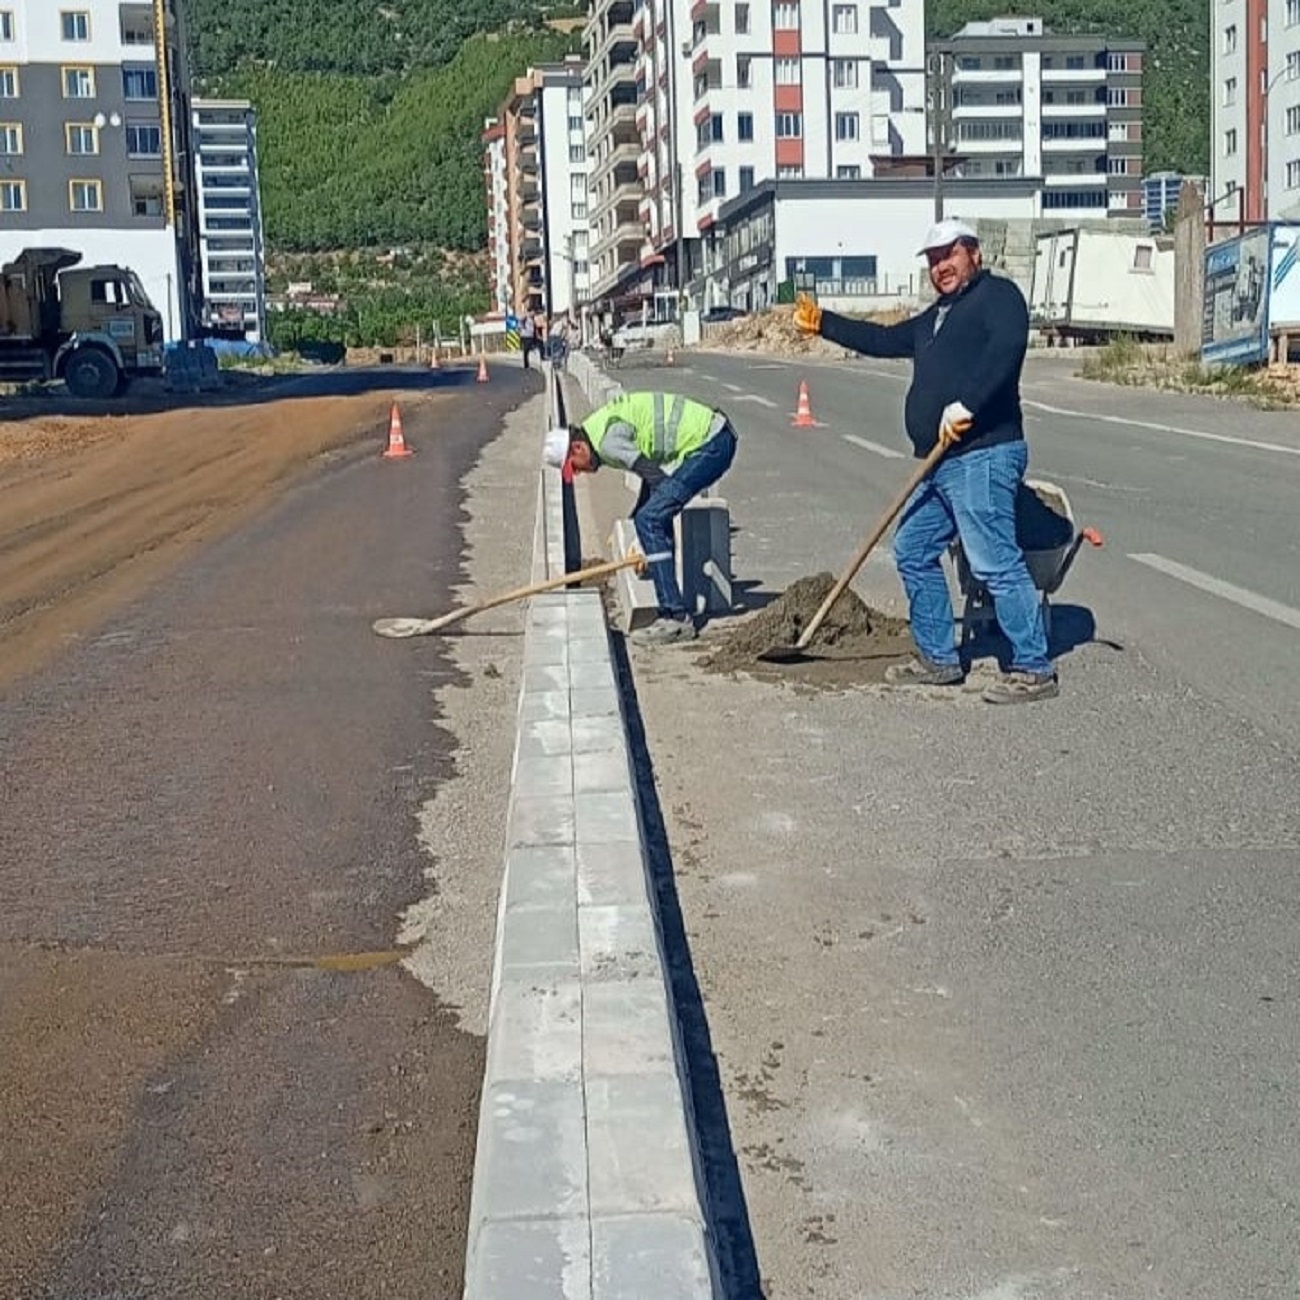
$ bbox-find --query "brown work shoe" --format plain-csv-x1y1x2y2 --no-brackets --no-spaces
884,656,964,687
981,670,1059,705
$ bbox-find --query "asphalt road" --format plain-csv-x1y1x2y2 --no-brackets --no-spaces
606,350,1300,1299
0,363,542,1300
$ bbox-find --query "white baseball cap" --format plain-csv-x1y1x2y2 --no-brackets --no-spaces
542,425,571,468
918,218,979,255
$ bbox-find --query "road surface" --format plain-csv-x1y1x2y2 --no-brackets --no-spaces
0,362,541,1299
600,350,1300,1300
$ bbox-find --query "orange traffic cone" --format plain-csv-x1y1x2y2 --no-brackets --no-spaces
477,354,489,383
383,402,413,458
791,380,817,428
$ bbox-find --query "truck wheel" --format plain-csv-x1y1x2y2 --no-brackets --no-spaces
64,349,120,400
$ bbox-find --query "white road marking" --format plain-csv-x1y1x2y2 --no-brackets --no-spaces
736,393,777,407
722,381,745,392
750,363,785,370
1026,399,1300,459
842,434,905,459
1129,553,1300,630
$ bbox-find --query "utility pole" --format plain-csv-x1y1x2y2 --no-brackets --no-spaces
928,49,949,222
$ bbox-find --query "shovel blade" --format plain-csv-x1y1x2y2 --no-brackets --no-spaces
755,644,811,664
373,617,436,639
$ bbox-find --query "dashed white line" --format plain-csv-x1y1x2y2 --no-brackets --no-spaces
722,381,745,392
1129,553,1300,630
736,394,777,407
842,434,905,459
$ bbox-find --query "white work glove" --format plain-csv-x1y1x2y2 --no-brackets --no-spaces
938,400,973,448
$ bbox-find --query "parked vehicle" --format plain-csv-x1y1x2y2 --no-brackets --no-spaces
702,305,747,323
1030,228,1174,343
0,247,166,398
610,317,680,352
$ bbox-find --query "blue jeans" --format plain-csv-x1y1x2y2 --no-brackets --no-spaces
893,441,1052,675
633,425,737,619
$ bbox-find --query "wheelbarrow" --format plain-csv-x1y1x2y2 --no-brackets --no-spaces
953,479,1103,650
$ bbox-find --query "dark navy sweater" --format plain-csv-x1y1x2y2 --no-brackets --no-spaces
819,270,1029,459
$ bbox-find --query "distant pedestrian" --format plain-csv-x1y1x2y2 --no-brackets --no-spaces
543,392,738,645
519,313,537,369
793,217,1057,704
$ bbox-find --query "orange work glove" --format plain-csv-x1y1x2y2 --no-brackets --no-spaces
792,292,823,335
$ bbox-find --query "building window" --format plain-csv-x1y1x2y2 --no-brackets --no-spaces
995,55,1019,70
1223,24,1237,53
1224,127,1238,155
62,66,94,98
836,164,861,178
120,8,154,44
739,165,754,191
832,4,858,34
66,122,99,155
0,121,19,154
712,168,727,197
833,59,858,89
1288,0,1300,25
1132,244,1154,271
569,143,585,163
737,56,752,88
568,114,583,133
834,112,859,141
774,2,799,28
130,174,164,216
776,111,802,138
1287,159,1300,188
776,57,800,85
0,177,24,209
126,123,162,155
737,111,754,141
61,10,91,41
777,165,804,178
1289,51,1300,80
1223,76,1237,105
122,66,158,99
0,12,12,41
1106,86,1140,107
69,178,103,212
0,66,17,97
1287,105,1300,134
711,112,724,141
735,2,750,33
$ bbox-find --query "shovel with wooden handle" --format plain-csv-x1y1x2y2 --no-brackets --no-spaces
758,440,948,663
372,554,645,639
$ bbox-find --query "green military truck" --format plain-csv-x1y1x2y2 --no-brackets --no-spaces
0,247,166,399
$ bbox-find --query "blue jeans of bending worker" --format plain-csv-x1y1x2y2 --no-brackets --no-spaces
893,440,1053,675
633,425,737,620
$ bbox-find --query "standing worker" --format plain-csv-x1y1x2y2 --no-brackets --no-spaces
519,313,537,369
544,393,737,645
793,218,1058,705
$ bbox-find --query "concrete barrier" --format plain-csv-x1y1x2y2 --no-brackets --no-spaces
463,362,719,1300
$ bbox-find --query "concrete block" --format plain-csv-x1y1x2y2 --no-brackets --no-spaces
515,718,572,762
513,756,573,799
509,795,576,848
576,842,651,909
503,844,577,909
498,899,579,976
486,979,583,1086
573,749,633,796
524,664,570,694
519,690,572,723
571,716,626,756
590,1214,715,1300
570,686,621,719
576,791,641,845
580,903,663,982
570,658,618,694
474,1080,588,1221
585,1073,699,1215
568,636,612,665
465,1217,591,1300
527,637,569,667
610,519,659,633
675,497,732,616
565,592,608,639
583,980,677,1078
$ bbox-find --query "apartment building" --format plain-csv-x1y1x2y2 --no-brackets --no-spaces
929,17,1145,220
191,99,267,343
1211,0,1300,223
0,0,195,338
483,60,590,322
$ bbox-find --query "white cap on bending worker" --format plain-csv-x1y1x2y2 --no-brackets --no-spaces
542,425,569,468
917,218,979,256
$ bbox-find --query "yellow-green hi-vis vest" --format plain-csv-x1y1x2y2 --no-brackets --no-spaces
581,392,716,470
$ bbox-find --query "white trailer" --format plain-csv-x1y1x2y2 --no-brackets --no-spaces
1030,227,1175,341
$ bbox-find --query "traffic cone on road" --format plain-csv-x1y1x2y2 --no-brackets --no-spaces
383,402,413,459
791,380,817,428
477,354,489,383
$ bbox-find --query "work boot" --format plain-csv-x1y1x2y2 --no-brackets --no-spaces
630,616,697,646
884,656,964,687
981,670,1059,705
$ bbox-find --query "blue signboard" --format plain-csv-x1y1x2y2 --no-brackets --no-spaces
1202,228,1272,366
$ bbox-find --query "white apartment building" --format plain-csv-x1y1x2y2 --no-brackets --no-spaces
191,99,267,343
482,60,589,322
1210,0,1300,224
930,17,1145,221
0,0,195,339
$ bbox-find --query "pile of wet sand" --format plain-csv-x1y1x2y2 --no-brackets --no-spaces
702,573,913,684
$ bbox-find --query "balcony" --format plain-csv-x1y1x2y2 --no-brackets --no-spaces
1041,101,1105,118
951,103,1022,118
1042,170,1105,185
1040,65,1105,82
951,66,1022,84
591,139,640,185
1041,133,1106,152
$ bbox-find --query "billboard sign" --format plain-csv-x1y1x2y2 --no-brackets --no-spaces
1203,223,1300,365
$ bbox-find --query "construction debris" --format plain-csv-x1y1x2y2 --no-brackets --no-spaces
705,305,915,359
